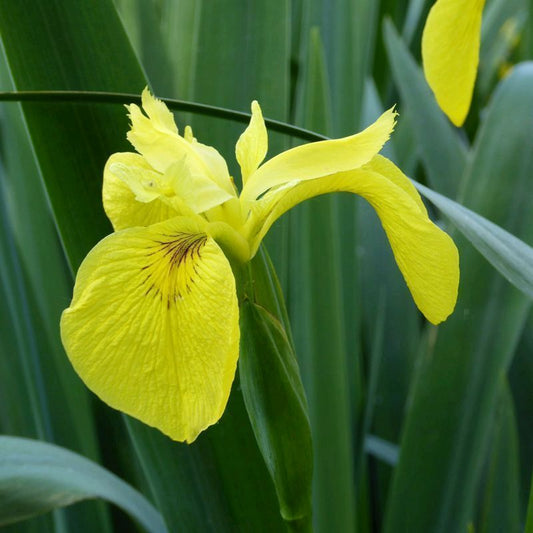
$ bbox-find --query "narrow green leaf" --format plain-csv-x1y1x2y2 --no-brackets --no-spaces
526,471,533,533
0,436,166,532
477,382,521,533
290,26,357,533
358,79,421,522
383,18,468,197
303,0,378,133
0,176,56,533
0,60,106,461
0,0,146,270
0,181,52,440
114,0,175,96
416,181,533,299
239,299,313,528
160,0,201,100
191,0,290,173
384,61,533,533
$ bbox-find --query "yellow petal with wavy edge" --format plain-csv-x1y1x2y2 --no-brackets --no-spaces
60,217,240,443
246,159,459,324
103,153,183,231
240,107,397,202
126,89,235,197
422,0,486,126
236,101,268,185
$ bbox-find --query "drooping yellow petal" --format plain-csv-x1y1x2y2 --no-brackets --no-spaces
103,153,183,231
60,217,240,443
236,101,268,185
245,158,459,324
240,107,397,202
126,89,235,197
366,155,427,215
422,0,486,126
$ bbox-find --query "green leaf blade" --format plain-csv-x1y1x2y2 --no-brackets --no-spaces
0,436,166,533
416,181,533,299
240,299,313,527
384,58,533,533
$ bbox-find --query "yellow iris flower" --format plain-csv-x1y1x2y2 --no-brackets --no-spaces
60,89,459,443
422,0,486,126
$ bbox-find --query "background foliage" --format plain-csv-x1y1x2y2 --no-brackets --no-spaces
0,0,532,531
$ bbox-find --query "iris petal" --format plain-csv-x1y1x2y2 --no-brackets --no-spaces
103,153,182,230
61,217,240,443
126,89,235,198
240,107,396,202
246,157,459,324
236,100,268,185
422,0,486,126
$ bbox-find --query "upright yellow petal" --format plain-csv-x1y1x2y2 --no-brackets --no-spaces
140,87,179,135
61,217,240,443
245,158,459,324
163,159,234,214
103,153,183,231
126,89,235,196
240,107,396,202
422,0,486,126
235,101,268,185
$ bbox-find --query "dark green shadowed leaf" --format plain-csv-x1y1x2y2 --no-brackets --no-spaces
126,400,285,533
239,298,313,529
0,436,166,532
383,18,468,198
384,62,533,533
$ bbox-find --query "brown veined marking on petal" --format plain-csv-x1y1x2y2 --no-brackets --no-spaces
140,232,208,309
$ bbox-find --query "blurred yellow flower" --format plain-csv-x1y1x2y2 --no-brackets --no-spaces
422,0,486,126
61,89,459,443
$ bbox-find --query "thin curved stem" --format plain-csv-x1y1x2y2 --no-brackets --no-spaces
0,90,328,143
